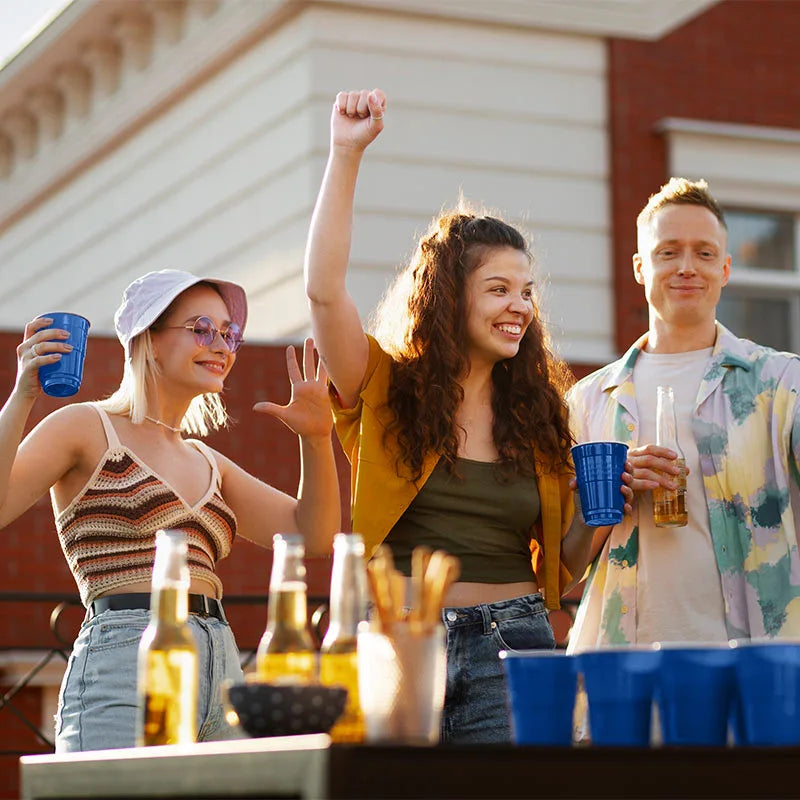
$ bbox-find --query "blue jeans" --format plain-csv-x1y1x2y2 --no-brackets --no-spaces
55,608,245,752
441,593,555,744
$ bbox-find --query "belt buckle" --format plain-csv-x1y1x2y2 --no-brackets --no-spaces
199,595,211,617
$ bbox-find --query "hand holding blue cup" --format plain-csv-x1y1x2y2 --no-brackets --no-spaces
571,441,628,527
37,312,90,398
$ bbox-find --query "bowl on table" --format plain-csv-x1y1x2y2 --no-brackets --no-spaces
222,679,348,738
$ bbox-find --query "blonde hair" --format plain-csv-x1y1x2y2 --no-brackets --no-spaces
98,329,228,437
636,177,727,231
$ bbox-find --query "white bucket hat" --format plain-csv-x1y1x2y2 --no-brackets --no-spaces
114,269,248,359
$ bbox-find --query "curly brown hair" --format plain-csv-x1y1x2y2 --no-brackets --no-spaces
372,209,574,482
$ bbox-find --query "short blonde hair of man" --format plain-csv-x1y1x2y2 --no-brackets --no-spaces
636,177,727,232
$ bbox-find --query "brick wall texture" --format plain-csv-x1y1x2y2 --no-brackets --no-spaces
609,0,800,351
0,333,352,652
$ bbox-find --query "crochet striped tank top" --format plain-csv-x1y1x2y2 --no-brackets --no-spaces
55,404,237,607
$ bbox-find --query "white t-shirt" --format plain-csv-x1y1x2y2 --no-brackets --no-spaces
632,348,728,644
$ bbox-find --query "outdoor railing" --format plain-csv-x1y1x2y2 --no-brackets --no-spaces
0,591,578,758
0,592,317,757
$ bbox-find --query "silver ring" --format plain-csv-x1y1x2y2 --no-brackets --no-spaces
31,343,39,357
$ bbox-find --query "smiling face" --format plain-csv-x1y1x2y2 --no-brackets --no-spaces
463,246,534,370
150,283,237,395
634,203,731,334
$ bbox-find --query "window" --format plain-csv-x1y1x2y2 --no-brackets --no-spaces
658,117,800,353
717,208,800,352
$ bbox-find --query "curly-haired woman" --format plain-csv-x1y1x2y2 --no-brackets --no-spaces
305,88,632,744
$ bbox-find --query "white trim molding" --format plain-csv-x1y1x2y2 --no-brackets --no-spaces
0,0,297,230
657,117,800,211
316,0,719,40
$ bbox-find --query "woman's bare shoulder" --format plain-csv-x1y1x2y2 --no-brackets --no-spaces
30,403,107,449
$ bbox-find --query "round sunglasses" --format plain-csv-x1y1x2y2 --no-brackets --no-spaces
164,316,244,353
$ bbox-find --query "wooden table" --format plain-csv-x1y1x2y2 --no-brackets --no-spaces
19,737,800,799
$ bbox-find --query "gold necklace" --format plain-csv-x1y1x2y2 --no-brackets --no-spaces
144,416,182,434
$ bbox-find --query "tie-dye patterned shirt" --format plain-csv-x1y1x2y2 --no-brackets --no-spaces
566,323,800,651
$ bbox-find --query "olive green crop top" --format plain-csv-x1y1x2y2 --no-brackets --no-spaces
384,457,540,583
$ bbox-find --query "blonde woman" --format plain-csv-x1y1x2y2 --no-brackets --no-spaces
0,269,339,751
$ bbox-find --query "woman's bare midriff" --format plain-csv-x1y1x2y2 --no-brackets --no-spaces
443,580,540,608
95,578,220,600
395,577,540,609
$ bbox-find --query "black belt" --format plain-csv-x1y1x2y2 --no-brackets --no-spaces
87,592,226,622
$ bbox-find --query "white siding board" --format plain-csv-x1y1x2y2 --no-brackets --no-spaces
344,266,400,329
247,270,309,342
305,7,606,73
352,160,608,229
532,228,612,283
313,106,607,178
540,283,616,362
348,212,429,271
308,46,606,126
0,52,312,270
0,6,613,360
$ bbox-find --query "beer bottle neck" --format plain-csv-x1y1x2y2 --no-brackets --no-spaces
152,584,189,625
322,537,368,650
266,580,309,633
150,530,191,626
656,386,682,451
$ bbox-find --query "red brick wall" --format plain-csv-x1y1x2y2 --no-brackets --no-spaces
609,0,800,352
0,333,351,654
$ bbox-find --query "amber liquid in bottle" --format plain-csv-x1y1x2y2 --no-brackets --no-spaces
653,459,688,527
654,386,689,528
257,534,317,684
319,533,368,743
136,532,198,747
256,581,317,684
320,645,362,742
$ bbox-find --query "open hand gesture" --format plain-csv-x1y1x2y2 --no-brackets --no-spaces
253,338,332,440
331,88,386,153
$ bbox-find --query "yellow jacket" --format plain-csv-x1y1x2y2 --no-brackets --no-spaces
332,335,575,611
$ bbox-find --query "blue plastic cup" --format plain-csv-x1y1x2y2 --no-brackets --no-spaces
571,441,628,526
656,643,736,746
37,312,90,398
733,640,800,746
500,650,577,746
730,686,749,747
578,646,661,746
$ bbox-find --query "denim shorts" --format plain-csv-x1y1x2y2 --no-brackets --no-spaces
441,592,555,744
55,608,245,752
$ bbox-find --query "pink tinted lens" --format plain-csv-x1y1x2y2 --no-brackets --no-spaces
192,317,243,352
223,323,243,353
192,317,217,347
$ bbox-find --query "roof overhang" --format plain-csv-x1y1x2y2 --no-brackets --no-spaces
313,0,720,40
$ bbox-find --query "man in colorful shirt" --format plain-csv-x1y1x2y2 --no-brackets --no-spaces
567,177,800,652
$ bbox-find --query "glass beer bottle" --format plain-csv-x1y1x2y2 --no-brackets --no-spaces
136,529,198,746
653,385,688,527
320,533,368,742
256,533,316,684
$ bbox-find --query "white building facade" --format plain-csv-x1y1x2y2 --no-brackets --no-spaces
0,0,717,365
